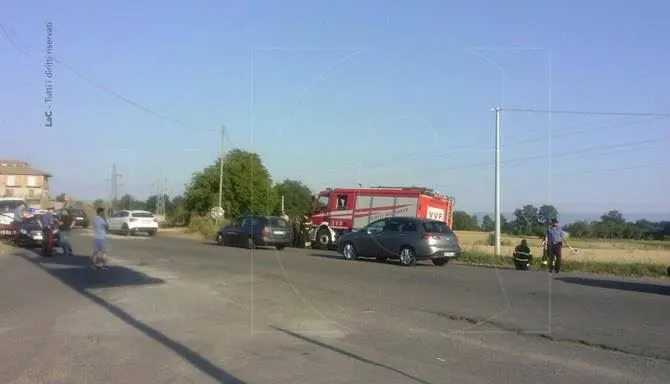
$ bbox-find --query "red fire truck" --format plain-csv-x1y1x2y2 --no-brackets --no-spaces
309,186,455,249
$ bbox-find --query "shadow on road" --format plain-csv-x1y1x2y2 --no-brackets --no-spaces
557,276,670,296
271,326,432,384
16,250,246,384
309,252,386,264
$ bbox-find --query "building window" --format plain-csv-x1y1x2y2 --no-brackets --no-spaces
27,176,37,187
6,175,16,186
28,189,35,198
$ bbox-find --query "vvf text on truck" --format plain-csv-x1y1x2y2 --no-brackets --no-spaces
306,186,455,249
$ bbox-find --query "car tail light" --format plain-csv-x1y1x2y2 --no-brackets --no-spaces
423,234,441,240
129,218,137,222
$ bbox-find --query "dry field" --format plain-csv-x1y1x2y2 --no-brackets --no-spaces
455,231,670,266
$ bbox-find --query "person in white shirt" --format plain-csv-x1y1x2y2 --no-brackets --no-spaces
91,207,109,268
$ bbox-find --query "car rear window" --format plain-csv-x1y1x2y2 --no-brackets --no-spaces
422,221,453,233
267,217,288,228
131,212,154,218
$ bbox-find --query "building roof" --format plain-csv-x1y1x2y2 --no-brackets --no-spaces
0,161,51,176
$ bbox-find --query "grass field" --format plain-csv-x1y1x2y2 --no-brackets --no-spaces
455,230,670,266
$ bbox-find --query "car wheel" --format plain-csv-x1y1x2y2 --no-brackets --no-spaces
432,258,448,266
216,233,225,245
399,246,417,266
247,237,256,249
148,230,157,237
342,241,358,261
276,245,285,250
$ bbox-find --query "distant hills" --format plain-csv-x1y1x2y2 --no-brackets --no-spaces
470,212,670,225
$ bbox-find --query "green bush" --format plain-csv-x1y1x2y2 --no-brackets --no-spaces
188,216,227,240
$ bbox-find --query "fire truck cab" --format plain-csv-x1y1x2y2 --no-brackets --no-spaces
309,186,455,249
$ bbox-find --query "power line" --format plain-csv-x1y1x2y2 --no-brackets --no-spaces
311,136,668,184
501,107,670,117
281,114,668,175
1,22,239,145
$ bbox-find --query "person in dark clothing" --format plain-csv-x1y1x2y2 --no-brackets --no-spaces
543,219,574,274
513,239,533,270
59,208,75,256
40,207,56,256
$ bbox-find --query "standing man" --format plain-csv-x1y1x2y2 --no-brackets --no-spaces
13,201,27,244
544,218,573,274
91,207,109,269
40,207,55,256
58,208,75,256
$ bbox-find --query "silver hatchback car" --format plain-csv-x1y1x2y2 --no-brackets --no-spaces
335,216,462,266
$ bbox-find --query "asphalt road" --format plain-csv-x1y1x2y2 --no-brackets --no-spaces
1,230,669,384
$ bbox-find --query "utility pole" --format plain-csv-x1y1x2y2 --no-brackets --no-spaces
110,164,122,212
494,107,502,257
156,178,167,217
218,125,225,209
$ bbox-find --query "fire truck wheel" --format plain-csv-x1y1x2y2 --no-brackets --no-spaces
316,228,331,249
342,242,358,261
399,246,417,266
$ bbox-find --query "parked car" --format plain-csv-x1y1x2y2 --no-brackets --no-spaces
335,216,462,266
15,215,61,249
62,208,90,228
107,210,158,236
216,215,291,250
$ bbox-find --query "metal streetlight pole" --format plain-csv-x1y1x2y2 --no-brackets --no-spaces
494,107,502,256
218,125,225,209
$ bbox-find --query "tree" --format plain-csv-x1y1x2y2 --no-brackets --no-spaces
145,194,172,213
452,211,479,231
55,193,67,202
92,198,105,208
537,204,559,224
117,194,145,210
184,149,276,220
511,204,539,235
481,214,495,232
273,179,313,218
509,204,559,237
562,211,670,241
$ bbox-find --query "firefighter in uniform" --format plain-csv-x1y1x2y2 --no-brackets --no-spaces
291,217,301,248
299,212,312,248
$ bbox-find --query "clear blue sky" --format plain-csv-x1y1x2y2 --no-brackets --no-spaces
2,0,669,215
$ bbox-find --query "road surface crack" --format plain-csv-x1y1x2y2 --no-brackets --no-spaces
420,309,669,362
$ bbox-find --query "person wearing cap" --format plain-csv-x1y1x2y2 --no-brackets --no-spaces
542,218,573,274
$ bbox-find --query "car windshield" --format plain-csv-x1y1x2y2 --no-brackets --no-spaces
422,221,453,233
268,217,288,228
132,212,154,218
0,200,23,214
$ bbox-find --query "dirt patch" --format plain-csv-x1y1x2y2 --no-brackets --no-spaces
158,228,205,241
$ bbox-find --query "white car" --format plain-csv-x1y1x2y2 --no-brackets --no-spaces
107,210,158,236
